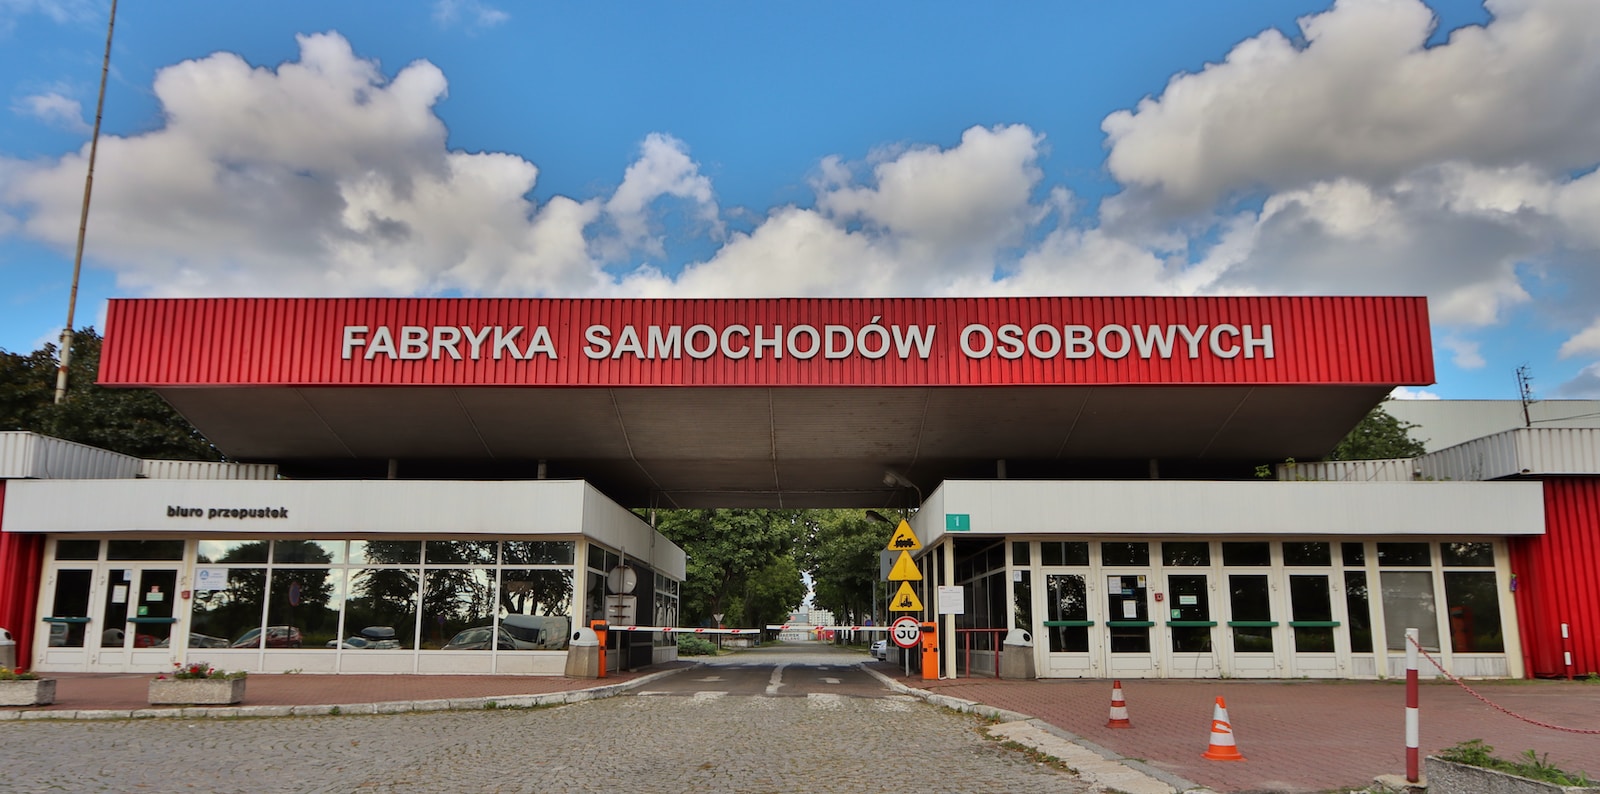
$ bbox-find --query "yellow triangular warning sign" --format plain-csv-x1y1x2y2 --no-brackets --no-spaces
885,520,921,552
887,550,922,581
889,581,923,612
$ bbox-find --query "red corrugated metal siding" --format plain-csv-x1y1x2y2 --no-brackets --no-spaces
0,481,45,672
1512,477,1600,678
98,296,1434,388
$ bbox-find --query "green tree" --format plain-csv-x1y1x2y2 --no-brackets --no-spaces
1328,401,1428,460
798,510,894,626
654,509,803,627
739,556,806,628
0,328,219,460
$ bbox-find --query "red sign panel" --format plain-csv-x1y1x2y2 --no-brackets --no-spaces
97,296,1432,387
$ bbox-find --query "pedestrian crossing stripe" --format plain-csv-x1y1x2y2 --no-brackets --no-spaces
887,550,922,581
889,581,923,612
885,520,921,551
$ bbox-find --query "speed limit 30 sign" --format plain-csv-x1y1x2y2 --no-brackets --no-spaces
891,615,921,648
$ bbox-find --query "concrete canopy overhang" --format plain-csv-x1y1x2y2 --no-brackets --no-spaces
157,383,1393,508
101,297,1434,509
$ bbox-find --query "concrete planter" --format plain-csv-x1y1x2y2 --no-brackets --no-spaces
148,677,246,706
0,678,56,707
1426,756,1600,794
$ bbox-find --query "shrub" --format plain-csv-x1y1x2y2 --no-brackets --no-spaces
0,666,39,681
1439,740,1592,787
677,635,718,656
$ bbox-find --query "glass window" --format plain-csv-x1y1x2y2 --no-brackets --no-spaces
1101,542,1149,567
1222,542,1270,566
107,539,184,561
1444,572,1504,652
1045,574,1088,653
1228,574,1273,653
1283,542,1331,567
1377,543,1431,567
1344,571,1373,653
346,567,420,650
350,541,421,565
273,539,341,565
587,544,619,573
267,569,337,648
425,569,496,649
1013,570,1031,630
504,541,575,566
1380,571,1439,651
1161,542,1210,566
1011,542,1030,567
53,540,99,561
1341,543,1366,567
198,539,268,564
191,567,266,649
1441,542,1495,568
1040,542,1089,566
501,568,575,650
425,540,497,565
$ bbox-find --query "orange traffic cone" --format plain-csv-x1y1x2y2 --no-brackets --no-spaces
1107,680,1132,728
1201,695,1246,761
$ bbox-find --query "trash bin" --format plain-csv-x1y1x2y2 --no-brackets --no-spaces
0,627,16,669
999,627,1036,680
563,627,602,678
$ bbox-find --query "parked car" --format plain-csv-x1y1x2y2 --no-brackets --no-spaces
325,626,401,650
498,614,570,650
231,625,303,648
870,639,889,661
442,626,519,651
155,632,230,649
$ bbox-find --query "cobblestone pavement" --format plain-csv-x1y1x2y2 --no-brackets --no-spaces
1,689,1092,793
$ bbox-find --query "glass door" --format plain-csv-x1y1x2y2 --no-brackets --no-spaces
1166,573,1220,677
1104,573,1156,677
1041,573,1095,676
38,568,96,670
93,567,180,672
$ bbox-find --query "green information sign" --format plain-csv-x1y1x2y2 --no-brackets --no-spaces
946,514,971,532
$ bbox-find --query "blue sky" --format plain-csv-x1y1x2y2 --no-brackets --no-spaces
3,0,1599,400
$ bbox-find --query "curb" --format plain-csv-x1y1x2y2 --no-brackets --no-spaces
0,666,694,722
860,666,1212,794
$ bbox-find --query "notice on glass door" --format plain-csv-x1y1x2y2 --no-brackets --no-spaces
1122,600,1138,619
112,585,128,604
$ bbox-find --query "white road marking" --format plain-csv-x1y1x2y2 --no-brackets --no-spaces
764,663,789,696
821,677,841,684
694,676,724,682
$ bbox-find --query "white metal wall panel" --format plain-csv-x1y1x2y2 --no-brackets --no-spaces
138,459,279,480
583,484,686,579
4,477,684,575
0,432,141,480
1277,458,1418,482
920,479,1544,543
1386,399,1600,452
1418,428,1600,481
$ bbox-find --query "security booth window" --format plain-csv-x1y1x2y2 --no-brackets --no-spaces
1442,543,1502,653
1040,542,1089,566
1378,542,1439,652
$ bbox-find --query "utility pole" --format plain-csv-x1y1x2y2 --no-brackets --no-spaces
1515,365,1534,428
55,0,117,404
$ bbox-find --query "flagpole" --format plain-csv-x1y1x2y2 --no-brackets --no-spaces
55,0,117,404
